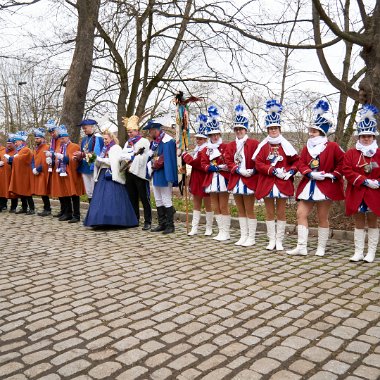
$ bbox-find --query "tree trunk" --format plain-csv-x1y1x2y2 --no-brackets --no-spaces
60,0,100,142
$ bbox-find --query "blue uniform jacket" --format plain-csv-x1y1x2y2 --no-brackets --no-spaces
152,137,178,187
78,134,104,174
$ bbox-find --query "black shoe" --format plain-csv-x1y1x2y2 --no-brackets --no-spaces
162,206,175,234
151,206,166,232
142,222,151,231
15,209,27,214
162,226,175,234
26,209,35,215
9,209,16,213
38,210,51,217
1,206,6,211
53,211,64,218
151,224,166,232
68,216,80,223
58,214,73,221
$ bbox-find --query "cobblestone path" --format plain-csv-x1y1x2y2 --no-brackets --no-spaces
0,210,379,379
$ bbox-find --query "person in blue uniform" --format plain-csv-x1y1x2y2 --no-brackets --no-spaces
144,117,178,234
73,119,104,203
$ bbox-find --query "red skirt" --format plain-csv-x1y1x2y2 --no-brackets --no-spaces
189,168,209,197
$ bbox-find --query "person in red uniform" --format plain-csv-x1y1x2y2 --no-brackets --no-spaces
0,141,7,210
47,125,85,223
225,104,259,246
31,128,52,216
6,131,35,214
182,113,213,236
253,100,298,251
287,100,345,256
0,134,18,212
200,106,230,241
343,104,380,263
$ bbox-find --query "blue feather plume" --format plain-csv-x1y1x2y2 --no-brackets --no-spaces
197,113,208,124
359,104,379,121
265,99,283,114
235,104,244,115
208,105,219,118
313,100,329,116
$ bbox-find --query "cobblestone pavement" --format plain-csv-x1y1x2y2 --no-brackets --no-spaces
0,209,379,380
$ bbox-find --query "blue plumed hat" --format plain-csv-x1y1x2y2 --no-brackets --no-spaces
313,100,333,135
234,104,249,129
355,104,379,136
7,133,16,143
142,119,163,131
206,105,221,135
195,113,209,138
33,128,46,138
78,119,97,127
265,99,283,128
45,119,58,132
57,125,69,138
14,131,28,142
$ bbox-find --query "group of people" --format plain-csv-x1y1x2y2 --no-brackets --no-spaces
0,99,378,264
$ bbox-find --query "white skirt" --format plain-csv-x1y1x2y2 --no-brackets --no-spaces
298,181,329,201
205,173,228,193
265,184,288,199
231,178,254,195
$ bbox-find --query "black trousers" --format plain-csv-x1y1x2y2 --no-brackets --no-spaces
21,196,34,211
125,172,151,224
0,197,7,209
10,198,18,210
41,195,51,211
59,196,80,218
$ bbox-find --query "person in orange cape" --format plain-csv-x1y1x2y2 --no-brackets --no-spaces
5,131,35,214
0,135,18,212
47,125,85,223
31,128,52,216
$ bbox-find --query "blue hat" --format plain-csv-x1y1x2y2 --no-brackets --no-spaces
195,113,210,138
206,105,222,135
14,131,28,142
78,119,97,127
355,104,379,136
265,99,283,128
45,119,58,132
57,125,69,138
33,128,46,138
313,100,332,135
234,104,249,129
7,134,16,143
142,119,163,131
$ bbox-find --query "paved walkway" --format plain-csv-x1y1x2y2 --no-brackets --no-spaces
0,209,379,380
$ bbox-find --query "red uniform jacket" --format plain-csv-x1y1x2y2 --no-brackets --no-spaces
254,143,299,200
183,147,209,197
224,138,259,192
0,148,16,198
296,142,345,201
9,145,33,197
342,148,380,216
32,143,51,196
50,140,85,198
200,143,229,188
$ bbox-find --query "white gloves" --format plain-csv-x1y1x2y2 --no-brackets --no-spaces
44,151,52,158
310,171,325,181
147,149,154,158
32,168,39,175
323,173,335,180
274,167,287,179
0,161,4,167
238,168,254,177
55,153,64,160
365,179,380,189
218,164,228,171
147,161,153,177
46,157,52,165
3,154,10,161
283,171,293,180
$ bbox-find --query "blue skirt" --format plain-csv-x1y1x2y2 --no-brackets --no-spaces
84,169,138,228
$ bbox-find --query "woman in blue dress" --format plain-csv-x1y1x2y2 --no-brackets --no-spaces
84,130,138,228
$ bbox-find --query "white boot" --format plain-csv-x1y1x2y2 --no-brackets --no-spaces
204,212,214,236
218,215,231,241
286,225,308,255
364,228,378,263
276,220,286,251
350,229,365,262
235,217,248,245
188,210,201,236
242,218,257,247
266,220,276,250
315,227,329,256
213,214,223,240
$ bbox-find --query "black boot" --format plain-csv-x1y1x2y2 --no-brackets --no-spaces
38,196,51,216
151,206,166,232
162,206,175,234
9,198,18,213
58,197,72,221
68,196,80,223
54,198,65,217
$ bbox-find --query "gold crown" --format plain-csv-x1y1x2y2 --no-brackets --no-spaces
123,115,140,131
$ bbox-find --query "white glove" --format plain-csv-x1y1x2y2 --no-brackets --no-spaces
323,173,335,180
46,157,52,165
32,168,39,175
96,156,104,163
44,151,52,158
148,149,154,158
147,161,153,177
0,161,4,167
55,153,64,160
310,171,325,181
274,167,286,179
365,179,380,189
218,164,228,171
238,168,253,177
3,154,10,161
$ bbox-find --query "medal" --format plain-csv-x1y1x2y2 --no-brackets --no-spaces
310,158,320,170
363,164,372,174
